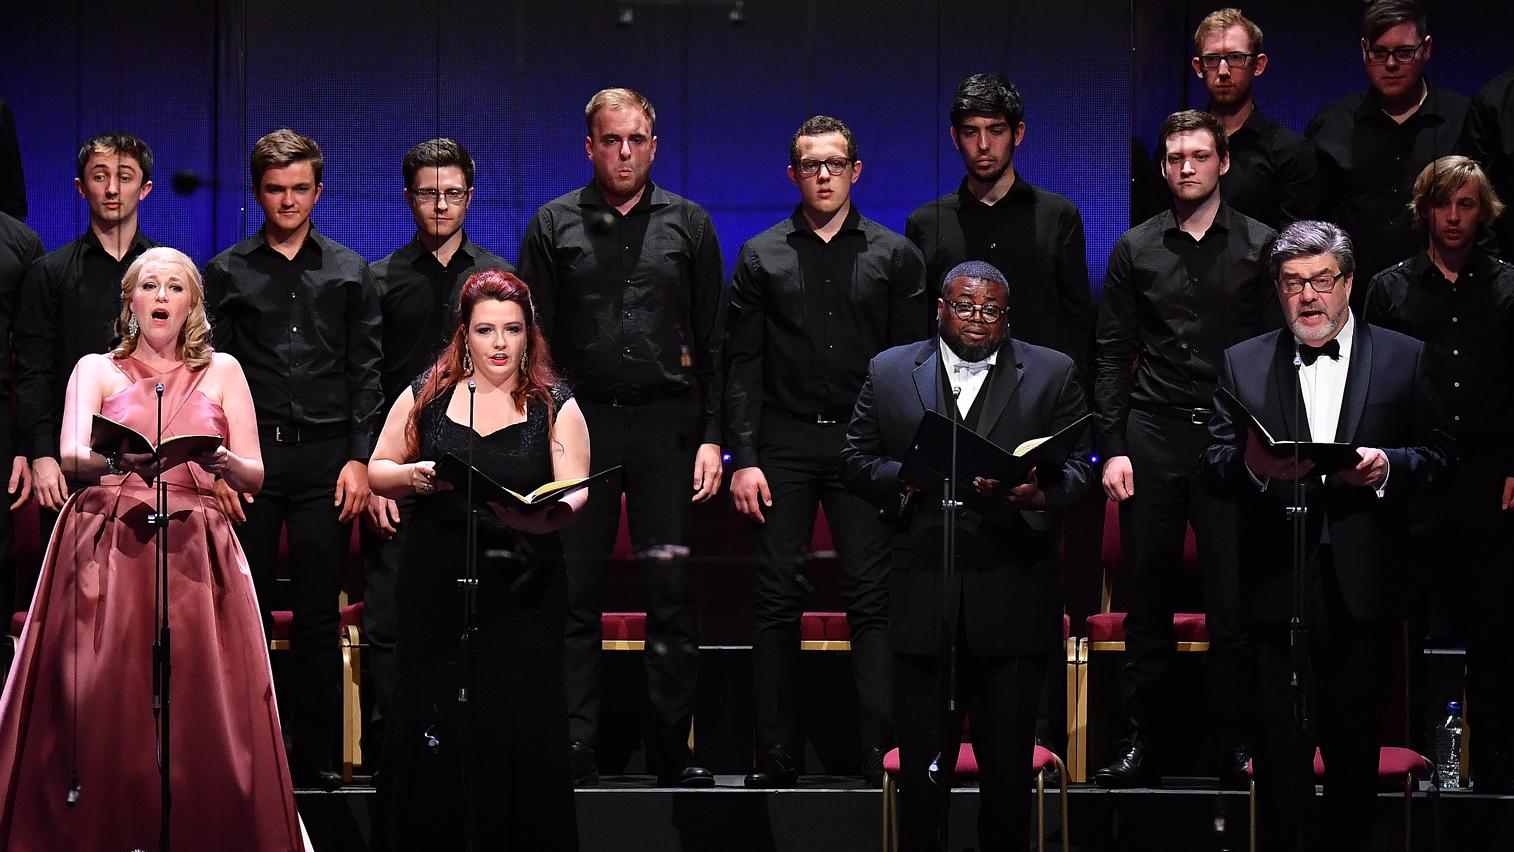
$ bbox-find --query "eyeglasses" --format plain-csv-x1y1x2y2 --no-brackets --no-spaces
794,157,854,178
1363,37,1427,65
1198,52,1256,69
410,187,471,203
945,300,1005,322
1278,270,1346,295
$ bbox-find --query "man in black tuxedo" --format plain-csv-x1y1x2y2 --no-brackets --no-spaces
1201,220,1451,852
841,260,1090,852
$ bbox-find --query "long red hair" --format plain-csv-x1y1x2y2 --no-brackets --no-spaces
405,269,559,458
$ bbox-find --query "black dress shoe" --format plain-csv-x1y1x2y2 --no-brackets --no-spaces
569,741,599,787
1094,742,1157,789
658,764,715,788
293,769,345,792
860,746,886,789
1220,746,1251,790
744,747,799,788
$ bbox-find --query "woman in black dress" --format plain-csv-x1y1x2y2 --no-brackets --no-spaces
368,269,589,850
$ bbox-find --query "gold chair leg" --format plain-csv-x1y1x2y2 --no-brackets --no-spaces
1249,778,1257,852
1036,769,1046,852
340,625,363,783
882,775,898,852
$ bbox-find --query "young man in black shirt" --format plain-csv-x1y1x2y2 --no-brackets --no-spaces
1307,0,1468,294
1364,156,1514,791
1094,110,1279,789
0,211,39,620
518,88,725,788
726,115,926,788
1462,68,1514,257
16,133,156,547
205,129,383,789
905,74,1093,376
362,137,510,767
1189,8,1318,231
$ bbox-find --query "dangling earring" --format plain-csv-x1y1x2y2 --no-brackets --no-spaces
520,350,528,372
461,348,474,375
127,314,139,337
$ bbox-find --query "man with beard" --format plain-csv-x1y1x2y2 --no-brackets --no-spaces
905,74,1093,376
1307,0,1468,295
518,87,724,788
1202,220,1450,851
840,260,1090,851
363,138,511,775
1364,157,1514,791
725,115,925,789
1094,109,1278,789
1188,8,1318,230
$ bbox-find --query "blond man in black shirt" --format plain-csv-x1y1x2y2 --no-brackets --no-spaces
205,129,382,789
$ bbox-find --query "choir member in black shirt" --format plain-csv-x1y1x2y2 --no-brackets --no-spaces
518,88,724,788
16,133,156,528
1364,156,1514,792
362,137,511,773
905,74,1093,376
1462,68,1514,257
1189,8,1318,231
726,115,926,788
1306,0,1468,296
204,129,383,790
0,212,38,620
0,100,24,221
1094,110,1279,789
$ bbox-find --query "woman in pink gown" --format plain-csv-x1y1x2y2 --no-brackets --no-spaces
0,247,305,850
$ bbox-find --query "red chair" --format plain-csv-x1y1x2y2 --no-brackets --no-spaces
1072,501,1207,781
1245,747,1433,852
880,720,1068,852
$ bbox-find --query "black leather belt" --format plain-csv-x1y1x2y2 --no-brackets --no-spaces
258,422,349,444
1137,403,1214,425
769,407,853,426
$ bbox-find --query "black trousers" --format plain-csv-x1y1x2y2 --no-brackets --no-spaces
1415,466,1514,787
1252,546,1396,852
359,494,412,765
1118,407,1251,757
562,395,701,765
236,435,350,775
749,413,892,756
895,645,1049,852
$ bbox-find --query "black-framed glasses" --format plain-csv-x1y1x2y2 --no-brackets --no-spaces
410,187,471,203
945,300,1005,322
1198,52,1255,69
1363,37,1427,65
1278,270,1346,295
795,157,854,178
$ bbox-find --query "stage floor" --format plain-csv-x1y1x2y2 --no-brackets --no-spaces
295,775,1513,851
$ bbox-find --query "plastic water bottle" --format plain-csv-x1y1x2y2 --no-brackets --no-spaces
1437,700,1463,789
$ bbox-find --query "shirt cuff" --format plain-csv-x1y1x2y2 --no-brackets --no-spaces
348,433,373,462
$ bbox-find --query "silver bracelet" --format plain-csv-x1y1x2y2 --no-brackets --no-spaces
103,453,122,476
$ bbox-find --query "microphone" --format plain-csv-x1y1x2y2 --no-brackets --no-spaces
1293,350,1303,370
156,382,164,395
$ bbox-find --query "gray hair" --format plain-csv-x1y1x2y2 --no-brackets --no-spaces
1267,220,1355,281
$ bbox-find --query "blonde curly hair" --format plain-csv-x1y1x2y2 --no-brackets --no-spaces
112,246,214,371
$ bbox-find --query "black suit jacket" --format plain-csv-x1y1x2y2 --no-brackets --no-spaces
840,337,1091,657
1200,321,1451,622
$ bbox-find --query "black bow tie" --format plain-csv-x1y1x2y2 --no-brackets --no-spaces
1298,339,1341,366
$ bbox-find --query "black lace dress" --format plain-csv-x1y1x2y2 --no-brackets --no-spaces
383,379,577,851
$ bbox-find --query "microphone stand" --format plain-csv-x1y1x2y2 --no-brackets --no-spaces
148,381,172,851
929,386,963,832
456,379,479,852
1285,353,1310,852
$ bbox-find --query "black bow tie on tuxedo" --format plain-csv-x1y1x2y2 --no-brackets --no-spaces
1298,338,1341,366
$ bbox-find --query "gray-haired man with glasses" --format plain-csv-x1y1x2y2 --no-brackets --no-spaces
1306,0,1468,294
1189,8,1318,230
725,114,926,789
1201,220,1451,851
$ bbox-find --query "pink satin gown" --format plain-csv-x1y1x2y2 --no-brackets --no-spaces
0,356,304,851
